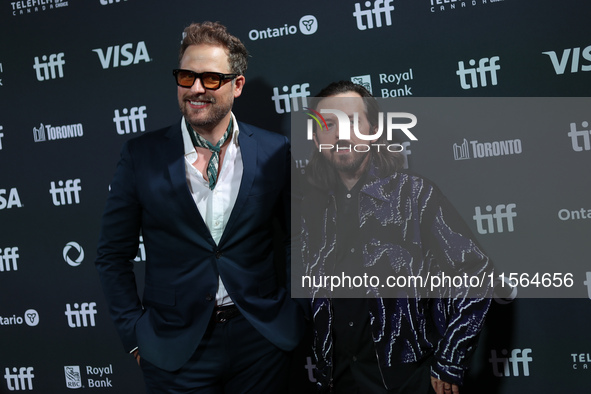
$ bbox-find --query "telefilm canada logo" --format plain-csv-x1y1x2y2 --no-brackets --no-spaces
304,107,417,152
429,0,507,13
11,0,69,16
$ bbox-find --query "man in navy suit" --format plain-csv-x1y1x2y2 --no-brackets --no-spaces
95,21,305,393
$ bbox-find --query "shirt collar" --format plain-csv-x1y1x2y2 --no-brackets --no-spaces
181,112,240,157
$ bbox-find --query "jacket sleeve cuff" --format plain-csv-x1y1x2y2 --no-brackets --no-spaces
430,358,465,386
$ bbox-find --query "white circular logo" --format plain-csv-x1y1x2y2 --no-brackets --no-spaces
299,15,318,35
63,241,84,267
24,309,40,326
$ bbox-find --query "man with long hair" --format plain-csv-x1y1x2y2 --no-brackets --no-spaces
300,81,492,393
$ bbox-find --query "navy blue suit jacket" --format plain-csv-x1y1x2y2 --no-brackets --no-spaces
95,120,305,371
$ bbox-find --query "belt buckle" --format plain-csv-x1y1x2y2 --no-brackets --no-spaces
215,309,227,323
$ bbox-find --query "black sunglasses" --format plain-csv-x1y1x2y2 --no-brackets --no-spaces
173,69,239,90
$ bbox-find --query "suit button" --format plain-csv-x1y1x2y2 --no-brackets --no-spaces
205,294,214,301
215,251,222,259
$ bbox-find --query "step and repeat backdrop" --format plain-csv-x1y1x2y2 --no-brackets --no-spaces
1,0,590,393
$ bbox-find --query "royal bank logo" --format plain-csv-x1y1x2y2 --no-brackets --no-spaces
271,83,311,114
351,68,415,98
353,0,395,31
248,15,318,41
11,0,69,16
568,121,590,152
453,138,522,160
92,41,151,69
100,0,127,4
543,44,591,75
64,364,114,388
0,126,4,150
63,242,84,267
64,366,82,389
33,123,84,142
0,63,4,87
351,75,373,94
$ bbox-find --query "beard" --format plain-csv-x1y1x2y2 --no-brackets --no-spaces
326,146,370,175
179,93,233,130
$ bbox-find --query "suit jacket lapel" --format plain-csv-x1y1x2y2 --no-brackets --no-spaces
164,124,216,245
219,122,256,246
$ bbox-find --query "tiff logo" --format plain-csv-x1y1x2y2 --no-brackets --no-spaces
49,179,81,206
456,56,500,90
0,247,19,272
353,0,394,31
33,53,65,81
93,41,150,69
100,0,127,4
134,235,146,262
65,302,97,328
543,45,591,75
3,367,34,391
584,272,591,300
271,84,310,114
568,121,590,152
473,203,517,235
113,106,147,134
304,356,317,383
489,348,533,377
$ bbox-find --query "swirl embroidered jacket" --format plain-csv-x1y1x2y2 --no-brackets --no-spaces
300,164,493,390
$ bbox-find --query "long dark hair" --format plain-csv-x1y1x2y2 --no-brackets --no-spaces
305,81,405,190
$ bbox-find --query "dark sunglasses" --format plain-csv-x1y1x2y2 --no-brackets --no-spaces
173,69,239,90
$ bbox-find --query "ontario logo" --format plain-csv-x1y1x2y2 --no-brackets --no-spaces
304,106,417,153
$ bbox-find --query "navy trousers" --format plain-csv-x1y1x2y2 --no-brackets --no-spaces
139,312,291,393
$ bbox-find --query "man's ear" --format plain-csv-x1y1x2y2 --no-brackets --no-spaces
312,132,319,148
233,75,245,98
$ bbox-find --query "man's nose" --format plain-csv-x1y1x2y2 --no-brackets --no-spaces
190,77,207,94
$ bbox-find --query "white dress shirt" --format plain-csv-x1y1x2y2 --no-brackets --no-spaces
181,113,243,307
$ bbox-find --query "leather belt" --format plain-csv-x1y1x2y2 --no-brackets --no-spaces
213,305,240,323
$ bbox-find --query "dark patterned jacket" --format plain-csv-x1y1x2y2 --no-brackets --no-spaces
300,163,493,390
